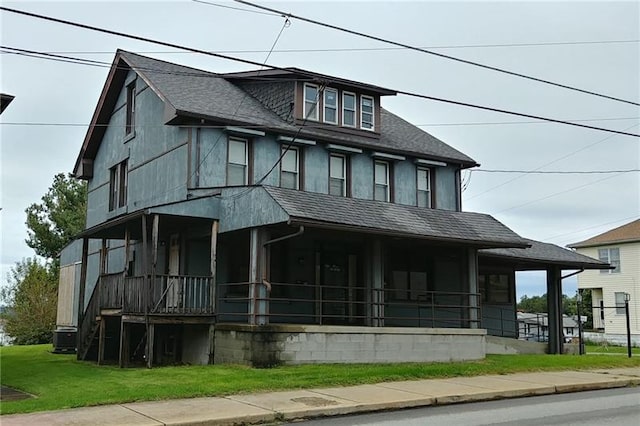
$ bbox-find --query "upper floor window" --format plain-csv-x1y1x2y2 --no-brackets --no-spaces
417,167,431,208
598,248,620,273
360,95,374,130
227,138,248,186
342,92,356,127
374,161,390,202
304,83,319,121
109,160,128,211
125,83,135,135
324,88,338,124
329,153,347,196
280,146,299,190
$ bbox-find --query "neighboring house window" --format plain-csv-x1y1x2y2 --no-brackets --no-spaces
615,292,626,314
360,95,374,130
125,82,135,135
598,248,621,273
227,138,248,186
417,167,431,208
280,146,299,190
323,88,338,124
342,92,356,127
304,83,319,121
374,161,390,202
109,160,128,211
329,154,347,196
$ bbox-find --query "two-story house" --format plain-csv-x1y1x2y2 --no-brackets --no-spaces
56,50,607,367
569,219,640,345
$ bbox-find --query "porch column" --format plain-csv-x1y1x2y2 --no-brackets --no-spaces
248,228,269,325
210,220,219,314
546,266,563,354
97,318,106,365
119,320,128,368
467,248,479,329
371,239,384,327
151,214,159,311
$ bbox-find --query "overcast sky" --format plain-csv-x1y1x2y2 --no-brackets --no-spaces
1,0,639,299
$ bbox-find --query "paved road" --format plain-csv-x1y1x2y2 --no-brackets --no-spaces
293,387,640,426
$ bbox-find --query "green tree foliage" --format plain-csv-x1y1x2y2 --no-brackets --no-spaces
1,258,58,344
517,293,579,316
25,173,87,261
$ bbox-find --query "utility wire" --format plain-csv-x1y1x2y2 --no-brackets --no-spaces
233,0,640,107
473,169,639,174
543,215,640,242
465,123,640,201
1,7,637,138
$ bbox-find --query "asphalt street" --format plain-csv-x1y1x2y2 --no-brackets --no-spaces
293,387,640,426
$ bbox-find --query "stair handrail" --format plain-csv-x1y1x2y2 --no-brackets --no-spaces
77,275,101,360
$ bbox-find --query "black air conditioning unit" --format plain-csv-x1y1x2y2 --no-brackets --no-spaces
52,327,77,354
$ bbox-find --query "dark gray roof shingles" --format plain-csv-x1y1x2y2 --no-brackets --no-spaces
263,186,528,248
120,51,476,165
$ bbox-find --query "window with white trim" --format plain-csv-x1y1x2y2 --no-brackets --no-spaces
109,160,128,211
417,167,431,208
227,138,248,186
342,92,356,127
598,248,620,273
280,146,299,190
323,88,338,124
374,161,389,202
360,95,374,130
329,154,347,196
303,83,319,121
615,292,627,314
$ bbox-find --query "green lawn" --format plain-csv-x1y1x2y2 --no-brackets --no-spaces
2,344,640,415
585,344,640,355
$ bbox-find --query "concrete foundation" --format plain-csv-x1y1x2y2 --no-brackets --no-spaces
486,336,547,355
214,324,486,367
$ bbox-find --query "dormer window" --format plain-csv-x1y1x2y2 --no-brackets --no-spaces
361,95,374,130
304,83,319,121
342,92,356,127
324,88,338,124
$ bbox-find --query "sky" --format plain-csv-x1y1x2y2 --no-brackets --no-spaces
1,0,639,300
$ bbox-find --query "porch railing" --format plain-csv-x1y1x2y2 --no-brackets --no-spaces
122,275,213,315
100,273,124,309
216,281,481,328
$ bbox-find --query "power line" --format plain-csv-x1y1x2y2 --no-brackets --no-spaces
480,167,640,175
233,0,640,107
465,123,640,201
1,7,638,138
543,215,640,242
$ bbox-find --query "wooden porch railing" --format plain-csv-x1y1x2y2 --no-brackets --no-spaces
100,273,124,309
123,275,214,315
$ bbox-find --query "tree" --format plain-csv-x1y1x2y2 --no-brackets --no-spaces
517,293,579,316
1,258,58,344
25,173,87,261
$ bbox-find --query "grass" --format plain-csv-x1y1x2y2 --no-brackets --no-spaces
2,344,640,415
585,344,640,355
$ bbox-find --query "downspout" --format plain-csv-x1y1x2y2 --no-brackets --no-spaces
261,225,305,292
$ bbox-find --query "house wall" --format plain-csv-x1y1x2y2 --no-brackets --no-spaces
214,324,486,366
576,242,640,336
86,71,189,228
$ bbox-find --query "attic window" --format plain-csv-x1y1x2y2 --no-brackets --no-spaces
109,160,128,211
125,82,135,135
360,95,374,130
342,92,356,127
303,83,319,121
323,88,338,124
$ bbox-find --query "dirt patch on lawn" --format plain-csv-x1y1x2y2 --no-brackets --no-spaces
1,386,33,402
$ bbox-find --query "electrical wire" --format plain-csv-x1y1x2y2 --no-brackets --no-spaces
1,7,638,138
543,215,639,242
472,169,639,174
232,0,640,107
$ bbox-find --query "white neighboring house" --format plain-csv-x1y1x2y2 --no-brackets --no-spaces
569,219,640,345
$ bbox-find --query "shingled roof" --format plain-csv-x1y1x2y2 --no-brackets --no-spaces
263,186,528,248
480,238,609,270
74,50,477,176
568,218,640,248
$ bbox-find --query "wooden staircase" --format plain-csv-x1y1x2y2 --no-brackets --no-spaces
77,278,101,361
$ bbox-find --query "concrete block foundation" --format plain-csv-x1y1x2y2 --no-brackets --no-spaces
214,324,487,366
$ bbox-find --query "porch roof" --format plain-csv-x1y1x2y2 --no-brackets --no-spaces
479,238,610,271
262,186,529,249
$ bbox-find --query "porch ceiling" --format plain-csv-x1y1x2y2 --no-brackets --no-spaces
479,238,611,271
263,186,529,249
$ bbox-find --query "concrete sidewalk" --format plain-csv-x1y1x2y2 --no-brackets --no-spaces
3,368,640,426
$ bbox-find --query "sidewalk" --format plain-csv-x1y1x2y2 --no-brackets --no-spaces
3,368,640,426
